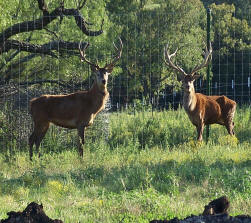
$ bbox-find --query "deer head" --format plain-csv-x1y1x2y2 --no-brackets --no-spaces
79,38,123,90
164,43,212,93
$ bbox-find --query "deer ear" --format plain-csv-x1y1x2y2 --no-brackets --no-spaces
177,73,184,81
106,65,114,74
193,74,200,80
91,65,98,72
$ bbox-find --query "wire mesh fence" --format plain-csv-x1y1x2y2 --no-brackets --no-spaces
0,5,250,157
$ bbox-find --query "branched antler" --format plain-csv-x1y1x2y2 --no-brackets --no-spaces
163,44,187,77
79,42,99,69
105,38,123,69
163,43,213,78
79,38,123,70
190,43,212,75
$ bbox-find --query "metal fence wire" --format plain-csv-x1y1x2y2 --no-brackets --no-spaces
0,6,250,154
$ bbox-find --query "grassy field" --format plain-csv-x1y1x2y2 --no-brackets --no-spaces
0,107,251,222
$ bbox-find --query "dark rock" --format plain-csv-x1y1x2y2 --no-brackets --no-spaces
203,196,230,216
0,202,63,223
150,196,251,223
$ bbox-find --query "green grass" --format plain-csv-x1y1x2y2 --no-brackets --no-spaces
0,107,250,222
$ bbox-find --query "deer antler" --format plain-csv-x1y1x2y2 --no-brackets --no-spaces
105,38,123,69
190,43,212,75
163,44,187,77
79,41,99,69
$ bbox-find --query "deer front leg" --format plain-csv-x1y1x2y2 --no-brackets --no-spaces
231,122,235,135
77,125,86,158
29,132,35,161
196,123,204,141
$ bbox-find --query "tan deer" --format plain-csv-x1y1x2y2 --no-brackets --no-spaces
164,43,236,141
29,38,123,160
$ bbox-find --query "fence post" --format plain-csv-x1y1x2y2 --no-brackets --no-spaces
206,8,211,142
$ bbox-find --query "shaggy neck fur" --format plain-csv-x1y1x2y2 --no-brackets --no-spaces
90,79,108,96
183,85,197,112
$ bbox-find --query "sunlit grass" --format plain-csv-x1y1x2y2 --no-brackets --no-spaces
0,107,250,222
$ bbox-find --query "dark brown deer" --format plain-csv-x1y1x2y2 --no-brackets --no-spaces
29,39,123,160
164,43,236,141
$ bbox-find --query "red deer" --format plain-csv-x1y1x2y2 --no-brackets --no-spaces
29,39,123,160
164,43,236,141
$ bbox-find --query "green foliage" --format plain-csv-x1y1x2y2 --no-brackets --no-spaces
106,0,207,100
202,0,251,25
1,0,250,104
0,0,115,83
209,3,251,100
211,3,251,53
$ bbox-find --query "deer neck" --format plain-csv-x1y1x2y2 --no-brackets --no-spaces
183,86,197,113
90,80,108,97
87,80,109,114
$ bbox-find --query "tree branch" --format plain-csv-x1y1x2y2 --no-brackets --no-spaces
0,79,90,98
44,28,60,40
1,39,89,57
63,8,104,36
37,0,49,13
18,79,89,91
0,0,103,49
18,79,72,88
78,0,87,10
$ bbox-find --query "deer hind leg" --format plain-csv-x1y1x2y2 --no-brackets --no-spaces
225,107,236,136
29,122,49,160
225,120,235,136
29,132,36,160
196,123,205,141
77,125,86,158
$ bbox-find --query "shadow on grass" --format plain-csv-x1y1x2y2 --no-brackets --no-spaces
1,158,250,198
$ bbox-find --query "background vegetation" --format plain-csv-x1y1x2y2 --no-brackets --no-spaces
0,0,250,106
